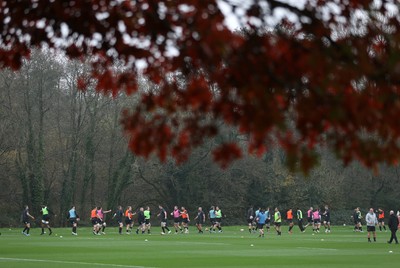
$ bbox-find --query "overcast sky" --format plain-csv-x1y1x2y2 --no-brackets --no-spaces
218,0,308,31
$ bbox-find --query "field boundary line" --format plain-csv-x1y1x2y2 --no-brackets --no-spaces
296,247,338,251
0,257,155,268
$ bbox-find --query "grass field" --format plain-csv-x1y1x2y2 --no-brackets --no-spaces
0,225,398,267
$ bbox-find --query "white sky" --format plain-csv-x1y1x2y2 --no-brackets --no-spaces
218,0,399,31
218,0,308,31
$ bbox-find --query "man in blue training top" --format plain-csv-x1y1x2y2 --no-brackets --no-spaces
67,206,80,235
209,206,216,233
256,208,267,238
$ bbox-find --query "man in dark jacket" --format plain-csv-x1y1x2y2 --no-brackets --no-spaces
387,210,399,244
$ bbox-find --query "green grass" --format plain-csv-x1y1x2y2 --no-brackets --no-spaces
0,225,398,267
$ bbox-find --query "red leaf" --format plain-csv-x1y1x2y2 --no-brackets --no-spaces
213,143,242,169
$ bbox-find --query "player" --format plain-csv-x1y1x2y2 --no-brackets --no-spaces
67,205,79,235
214,206,223,233
40,205,53,235
354,207,363,232
274,207,282,236
265,207,271,233
91,206,101,235
312,207,321,233
365,208,378,242
21,205,35,236
157,205,171,235
98,206,112,234
171,206,182,234
286,208,294,234
208,206,216,233
144,206,151,234
254,207,261,231
136,207,145,234
194,207,206,234
323,205,331,233
246,206,255,233
397,210,400,229
305,206,313,229
112,205,124,235
181,206,190,234
296,208,305,232
125,206,135,234
387,210,399,244
377,208,386,232
256,208,267,237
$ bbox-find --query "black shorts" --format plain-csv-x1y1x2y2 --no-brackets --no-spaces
274,222,281,227
313,219,321,224
258,223,265,229
182,218,189,224
42,215,50,221
324,218,330,223
69,218,77,225
307,217,312,223
215,218,221,223
247,219,253,224
91,218,99,225
174,218,181,223
287,219,293,224
367,226,376,232
138,220,145,225
23,220,30,224
196,220,204,225
210,218,216,224
356,219,361,224
125,218,133,225
378,219,384,223
145,219,150,224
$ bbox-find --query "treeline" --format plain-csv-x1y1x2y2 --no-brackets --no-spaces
1,50,399,227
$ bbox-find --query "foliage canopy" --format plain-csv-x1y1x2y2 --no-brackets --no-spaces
2,0,400,172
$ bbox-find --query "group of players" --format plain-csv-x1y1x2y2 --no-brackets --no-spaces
352,207,388,232
245,205,399,244
21,204,225,236
21,204,54,236
352,207,400,243
21,204,399,244
87,205,225,236
246,206,331,238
